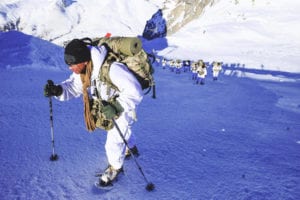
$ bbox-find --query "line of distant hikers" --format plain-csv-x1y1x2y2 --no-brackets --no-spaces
155,57,223,85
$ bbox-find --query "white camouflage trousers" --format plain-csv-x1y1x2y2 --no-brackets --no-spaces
105,110,136,170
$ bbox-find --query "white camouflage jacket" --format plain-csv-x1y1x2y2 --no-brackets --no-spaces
56,45,143,113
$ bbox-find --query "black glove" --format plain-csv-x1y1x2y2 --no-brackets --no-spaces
44,80,63,97
101,100,124,119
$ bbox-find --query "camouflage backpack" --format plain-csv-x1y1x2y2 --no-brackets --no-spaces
92,36,156,98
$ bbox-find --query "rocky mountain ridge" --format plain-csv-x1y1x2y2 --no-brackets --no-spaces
0,0,217,42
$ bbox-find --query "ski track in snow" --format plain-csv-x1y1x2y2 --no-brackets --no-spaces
1,62,300,199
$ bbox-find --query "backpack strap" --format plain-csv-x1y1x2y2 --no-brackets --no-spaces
99,44,121,95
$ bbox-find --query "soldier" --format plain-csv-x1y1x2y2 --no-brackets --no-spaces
183,60,191,72
196,61,207,85
191,61,198,81
44,38,143,188
169,59,176,72
155,57,161,65
162,58,167,69
175,59,182,74
212,61,222,80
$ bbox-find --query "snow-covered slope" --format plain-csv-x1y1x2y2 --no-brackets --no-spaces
0,30,300,200
1,3,300,198
0,31,64,71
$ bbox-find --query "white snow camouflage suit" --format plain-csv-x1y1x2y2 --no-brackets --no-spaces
56,45,143,170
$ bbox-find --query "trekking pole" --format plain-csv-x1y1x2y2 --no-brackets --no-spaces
111,118,155,191
152,84,156,99
48,90,59,161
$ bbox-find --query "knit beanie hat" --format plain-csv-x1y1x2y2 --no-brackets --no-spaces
64,39,91,65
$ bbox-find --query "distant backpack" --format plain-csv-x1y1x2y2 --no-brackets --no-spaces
91,36,156,98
